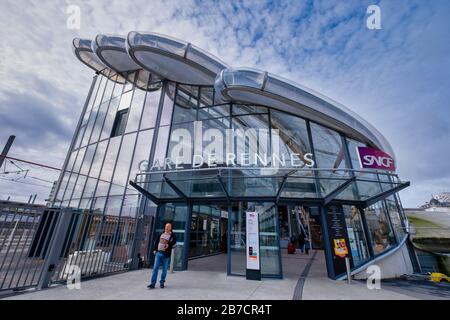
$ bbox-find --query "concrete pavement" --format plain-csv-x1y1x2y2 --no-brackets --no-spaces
4,251,449,300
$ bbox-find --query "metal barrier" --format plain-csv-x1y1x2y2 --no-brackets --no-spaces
0,203,58,292
0,202,155,295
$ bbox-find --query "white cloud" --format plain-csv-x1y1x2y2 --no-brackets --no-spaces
0,0,449,206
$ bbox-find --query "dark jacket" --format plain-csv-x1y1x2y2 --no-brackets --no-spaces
152,232,177,258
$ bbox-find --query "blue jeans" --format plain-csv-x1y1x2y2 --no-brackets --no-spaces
150,251,170,285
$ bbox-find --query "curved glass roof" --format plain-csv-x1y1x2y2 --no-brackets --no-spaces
73,33,393,156
74,36,162,91
126,31,230,85
215,68,394,156
73,38,126,83
92,34,141,72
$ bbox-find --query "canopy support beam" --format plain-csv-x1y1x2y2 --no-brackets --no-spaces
129,180,160,205
364,181,410,208
164,176,188,201
323,176,356,206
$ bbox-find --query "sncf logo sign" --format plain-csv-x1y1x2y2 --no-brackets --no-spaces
357,147,395,171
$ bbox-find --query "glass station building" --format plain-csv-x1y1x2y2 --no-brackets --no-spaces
52,32,416,280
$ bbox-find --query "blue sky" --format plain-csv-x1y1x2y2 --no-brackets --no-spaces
0,0,449,206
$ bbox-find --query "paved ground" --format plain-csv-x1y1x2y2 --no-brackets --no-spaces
4,251,449,300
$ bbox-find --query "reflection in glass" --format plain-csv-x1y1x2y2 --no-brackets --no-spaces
154,203,188,270
364,201,396,255
109,133,137,196
343,205,369,266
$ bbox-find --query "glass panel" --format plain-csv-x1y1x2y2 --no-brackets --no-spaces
385,196,406,240
154,203,188,270
109,133,137,196
230,202,281,277
80,144,96,176
90,140,107,179
189,204,224,258
343,205,369,266
346,138,366,171
111,109,129,137
153,126,170,166
90,101,109,143
232,105,267,115
172,101,197,124
140,89,161,130
230,202,246,275
127,129,153,190
167,122,194,168
166,172,226,198
280,175,317,198
81,105,99,147
229,175,283,197
232,114,270,166
197,104,230,120
104,195,123,216
100,137,120,182
160,88,174,126
126,88,145,133
63,174,77,203
270,110,311,161
364,201,396,255
101,97,120,140
311,122,354,199
94,181,110,197
119,90,133,111
199,87,214,107
71,175,87,203
72,147,86,173
121,194,140,218
102,77,115,103
257,202,281,277
82,177,97,200
311,122,346,170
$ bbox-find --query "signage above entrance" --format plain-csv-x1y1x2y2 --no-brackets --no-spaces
356,146,395,172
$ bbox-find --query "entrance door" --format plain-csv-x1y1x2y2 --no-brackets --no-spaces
229,201,281,278
286,205,323,251
189,204,227,259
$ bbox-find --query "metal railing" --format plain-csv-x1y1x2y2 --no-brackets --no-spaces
0,203,57,293
0,202,155,296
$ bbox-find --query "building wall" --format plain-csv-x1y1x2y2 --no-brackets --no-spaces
53,70,412,278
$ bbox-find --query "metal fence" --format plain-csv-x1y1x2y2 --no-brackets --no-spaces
0,202,154,295
0,203,56,292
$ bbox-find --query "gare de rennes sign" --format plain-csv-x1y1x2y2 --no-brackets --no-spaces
139,121,315,173
138,120,395,173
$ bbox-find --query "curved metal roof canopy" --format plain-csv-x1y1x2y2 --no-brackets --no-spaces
73,32,393,156
215,68,394,156
73,38,126,83
126,32,229,85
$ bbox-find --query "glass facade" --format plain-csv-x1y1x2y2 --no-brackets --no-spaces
54,70,410,279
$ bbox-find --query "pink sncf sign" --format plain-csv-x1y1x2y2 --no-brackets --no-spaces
356,146,396,172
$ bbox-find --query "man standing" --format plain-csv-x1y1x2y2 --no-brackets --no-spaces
148,222,176,289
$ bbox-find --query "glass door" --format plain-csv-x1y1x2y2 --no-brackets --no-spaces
229,201,281,277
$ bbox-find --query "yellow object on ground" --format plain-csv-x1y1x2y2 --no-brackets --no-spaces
430,272,450,283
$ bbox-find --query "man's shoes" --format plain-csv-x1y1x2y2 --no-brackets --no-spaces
160,284,165,288
147,284,155,289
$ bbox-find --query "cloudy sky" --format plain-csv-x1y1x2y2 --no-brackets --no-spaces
0,0,449,207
